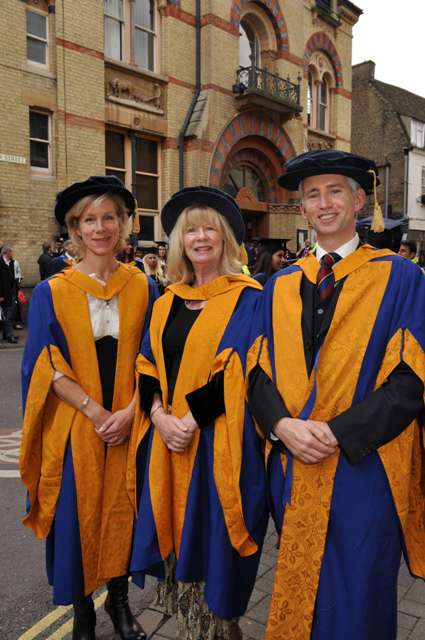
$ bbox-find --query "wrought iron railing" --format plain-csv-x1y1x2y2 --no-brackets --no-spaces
233,65,301,109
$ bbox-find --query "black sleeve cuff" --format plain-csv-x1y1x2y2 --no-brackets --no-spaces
330,362,424,465
186,371,225,428
138,374,161,415
248,365,291,439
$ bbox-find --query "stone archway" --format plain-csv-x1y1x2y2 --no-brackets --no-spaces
208,110,296,196
230,0,289,54
303,31,343,88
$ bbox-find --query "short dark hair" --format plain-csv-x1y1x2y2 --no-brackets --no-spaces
400,240,417,254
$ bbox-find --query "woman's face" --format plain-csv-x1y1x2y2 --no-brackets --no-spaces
158,246,166,259
271,249,285,272
77,198,120,258
145,254,158,269
183,220,224,272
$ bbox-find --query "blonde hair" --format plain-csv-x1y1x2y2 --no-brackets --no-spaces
65,193,131,258
142,253,166,282
166,206,242,284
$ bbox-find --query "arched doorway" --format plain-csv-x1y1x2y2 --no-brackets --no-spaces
209,110,297,242
222,158,268,240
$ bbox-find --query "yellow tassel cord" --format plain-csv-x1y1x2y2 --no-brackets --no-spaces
368,169,385,233
132,207,141,234
240,244,248,267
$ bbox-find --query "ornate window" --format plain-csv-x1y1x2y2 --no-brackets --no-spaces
105,130,160,241
317,78,329,131
239,20,260,68
29,110,51,173
223,164,266,201
104,0,157,72
307,72,313,127
26,9,48,66
307,52,334,133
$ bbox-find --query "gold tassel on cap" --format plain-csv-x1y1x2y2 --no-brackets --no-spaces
240,244,248,266
368,169,385,233
133,207,141,234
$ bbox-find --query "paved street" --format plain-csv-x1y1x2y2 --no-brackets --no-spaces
1,339,425,639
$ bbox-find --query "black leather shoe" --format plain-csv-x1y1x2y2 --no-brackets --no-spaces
105,576,147,640
5,336,18,344
72,596,96,640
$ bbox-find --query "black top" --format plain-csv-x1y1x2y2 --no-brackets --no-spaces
0,258,17,306
95,335,118,411
163,297,201,404
139,296,225,426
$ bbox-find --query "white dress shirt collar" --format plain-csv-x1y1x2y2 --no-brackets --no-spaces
316,233,360,262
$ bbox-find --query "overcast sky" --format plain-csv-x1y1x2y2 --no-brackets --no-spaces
351,0,425,97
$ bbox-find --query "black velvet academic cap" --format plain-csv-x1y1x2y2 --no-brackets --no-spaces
278,150,380,194
161,186,245,244
55,176,136,225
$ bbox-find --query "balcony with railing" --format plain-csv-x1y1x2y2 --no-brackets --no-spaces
233,64,302,117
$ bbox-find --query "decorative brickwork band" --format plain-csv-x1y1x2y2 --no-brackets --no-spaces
209,111,296,194
230,0,289,53
304,31,343,88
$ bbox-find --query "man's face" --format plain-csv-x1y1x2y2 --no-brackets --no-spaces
300,174,365,248
398,244,414,260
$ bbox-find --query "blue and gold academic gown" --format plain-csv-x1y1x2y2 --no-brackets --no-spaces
127,275,268,620
249,246,425,640
20,264,156,604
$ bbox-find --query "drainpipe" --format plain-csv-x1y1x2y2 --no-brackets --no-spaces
178,0,201,189
128,129,137,198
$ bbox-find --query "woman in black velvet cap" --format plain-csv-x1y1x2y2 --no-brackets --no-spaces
20,176,157,640
128,186,268,640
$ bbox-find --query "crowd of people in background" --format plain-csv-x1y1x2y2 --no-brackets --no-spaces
1,227,424,347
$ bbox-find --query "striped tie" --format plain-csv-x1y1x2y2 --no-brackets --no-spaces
317,252,341,301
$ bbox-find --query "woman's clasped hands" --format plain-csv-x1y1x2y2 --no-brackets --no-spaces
151,407,198,453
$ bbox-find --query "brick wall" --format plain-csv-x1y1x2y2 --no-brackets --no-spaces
352,61,407,218
1,0,359,284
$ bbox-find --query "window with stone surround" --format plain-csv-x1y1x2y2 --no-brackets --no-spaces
29,110,51,173
105,130,159,241
411,120,425,148
26,9,48,66
307,52,334,133
104,0,157,72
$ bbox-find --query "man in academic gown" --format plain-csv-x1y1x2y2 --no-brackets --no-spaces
248,150,425,640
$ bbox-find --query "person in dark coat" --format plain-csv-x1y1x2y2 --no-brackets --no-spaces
37,242,53,280
0,246,18,343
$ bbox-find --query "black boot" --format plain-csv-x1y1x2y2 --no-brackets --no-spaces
72,596,96,640
105,576,147,640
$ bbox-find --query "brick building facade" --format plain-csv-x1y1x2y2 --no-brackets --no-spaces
352,60,425,252
0,0,361,285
